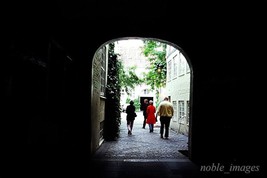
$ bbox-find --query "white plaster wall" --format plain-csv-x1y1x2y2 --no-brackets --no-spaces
166,46,191,136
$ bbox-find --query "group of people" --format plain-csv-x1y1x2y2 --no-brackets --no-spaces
125,97,174,139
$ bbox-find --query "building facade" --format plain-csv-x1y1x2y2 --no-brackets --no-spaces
165,45,191,136
114,39,156,110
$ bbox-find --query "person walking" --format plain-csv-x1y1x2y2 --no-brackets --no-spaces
146,100,156,133
126,100,137,135
156,97,174,139
141,99,149,129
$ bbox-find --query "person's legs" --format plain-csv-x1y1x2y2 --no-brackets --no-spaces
142,116,146,128
164,117,171,138
160,117,164,138
127,120,131,135
149,124,152,132
130,120,134,134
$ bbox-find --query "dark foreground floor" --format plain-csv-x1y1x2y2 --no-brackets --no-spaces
88,158,264,178
90,159,200,178
2,112,263,178
87,112,264,178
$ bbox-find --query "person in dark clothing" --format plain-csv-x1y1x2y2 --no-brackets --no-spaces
126,100,136,135
141,99,149,129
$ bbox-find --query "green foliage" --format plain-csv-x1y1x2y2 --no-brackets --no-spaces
118,63,143,95
141,40,167,90
104,43,121,141
126,97,131,104
133,98,141,112
141,40,167,103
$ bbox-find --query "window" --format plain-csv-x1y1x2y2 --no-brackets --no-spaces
167,60,172,81
173,54,178,78
143,89,148,95
172,101,177,121
100,46,107,96
178,52,186,76
178,100,185,121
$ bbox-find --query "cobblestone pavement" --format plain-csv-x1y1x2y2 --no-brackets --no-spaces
93,111,189,160
90,112,265,178
89,112,202,178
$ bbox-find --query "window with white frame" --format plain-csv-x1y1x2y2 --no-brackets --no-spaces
184,53,190,73
172,101,177,121
178,100,185,122
167,60,172,81
143,89,149,95
173,54,178,79
178,52,186,76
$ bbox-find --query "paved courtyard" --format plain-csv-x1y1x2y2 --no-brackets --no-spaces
93,111,189,160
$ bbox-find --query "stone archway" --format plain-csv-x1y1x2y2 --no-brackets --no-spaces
91,37,194,159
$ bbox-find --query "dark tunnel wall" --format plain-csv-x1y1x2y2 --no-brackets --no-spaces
2,0,265,176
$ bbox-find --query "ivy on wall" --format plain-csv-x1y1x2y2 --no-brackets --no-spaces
104,43,121,141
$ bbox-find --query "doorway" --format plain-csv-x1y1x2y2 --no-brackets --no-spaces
91,37,193,160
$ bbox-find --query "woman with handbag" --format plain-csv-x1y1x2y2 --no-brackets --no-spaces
126,100,137,135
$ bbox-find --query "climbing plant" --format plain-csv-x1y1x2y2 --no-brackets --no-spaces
104,43,121,141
